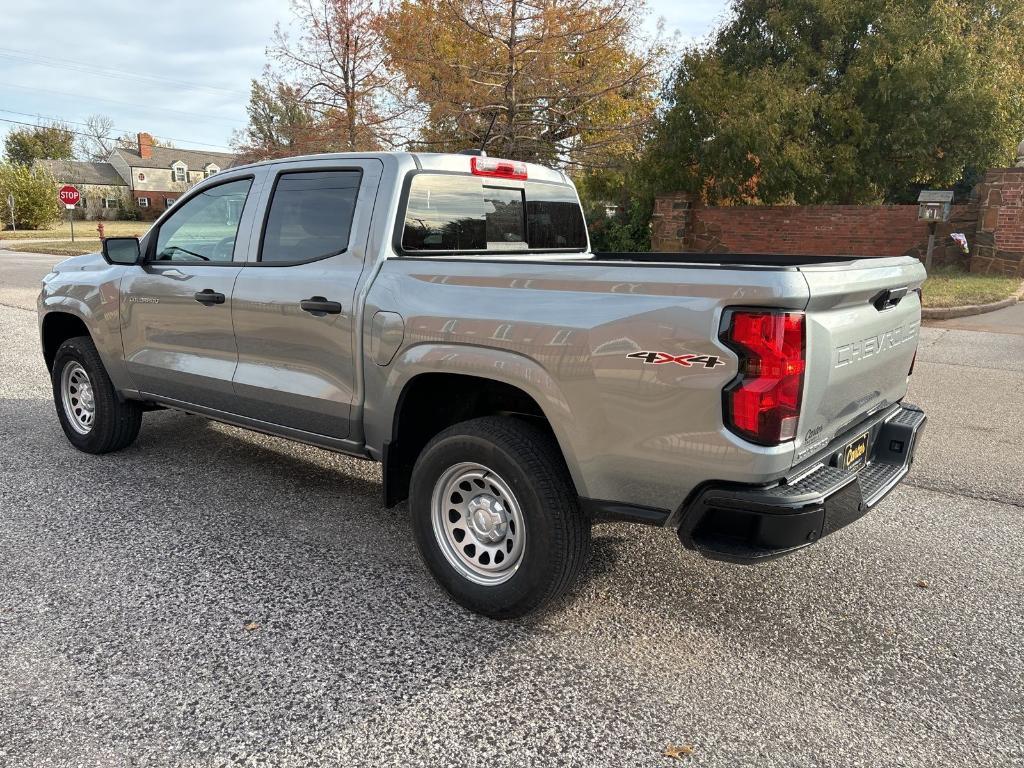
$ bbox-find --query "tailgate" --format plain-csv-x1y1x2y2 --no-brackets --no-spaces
794,257,926,464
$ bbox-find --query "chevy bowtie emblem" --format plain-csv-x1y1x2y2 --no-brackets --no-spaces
627,351,726,368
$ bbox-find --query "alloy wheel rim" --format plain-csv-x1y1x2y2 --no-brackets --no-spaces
431,462,526,586
60,361,95,435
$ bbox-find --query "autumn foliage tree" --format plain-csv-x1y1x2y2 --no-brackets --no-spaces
266,0,409,152
233,80,347,160
382,0,664,170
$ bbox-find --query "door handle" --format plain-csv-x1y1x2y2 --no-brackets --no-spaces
194,289,226,305
300,296,343,316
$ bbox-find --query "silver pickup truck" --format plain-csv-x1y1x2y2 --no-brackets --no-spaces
38,151,927,617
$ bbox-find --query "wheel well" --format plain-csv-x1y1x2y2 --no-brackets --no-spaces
41,313,91,372
383,373,551,507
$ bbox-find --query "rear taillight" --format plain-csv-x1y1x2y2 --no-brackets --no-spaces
720,310,806,445
471,156,528,180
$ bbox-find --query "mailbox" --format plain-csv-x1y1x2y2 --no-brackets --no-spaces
917,190,953,222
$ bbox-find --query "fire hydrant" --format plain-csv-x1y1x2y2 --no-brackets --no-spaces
96,221,105,241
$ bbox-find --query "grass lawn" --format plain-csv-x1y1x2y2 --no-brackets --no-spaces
0,220,150,241
5,241,103,256
922,266,1022,308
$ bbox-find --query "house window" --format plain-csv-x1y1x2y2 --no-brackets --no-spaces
103,197,119,209
173,164,187,183
165,198,176,208
137,197,150,208
205,166,219,178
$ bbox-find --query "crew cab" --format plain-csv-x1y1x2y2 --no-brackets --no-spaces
38,152,927,617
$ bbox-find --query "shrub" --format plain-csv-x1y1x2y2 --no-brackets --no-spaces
0,163,62,230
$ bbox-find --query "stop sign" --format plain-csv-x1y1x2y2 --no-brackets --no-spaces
59,185,80,208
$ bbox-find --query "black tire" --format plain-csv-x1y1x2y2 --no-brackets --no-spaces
409,416,591,619
51,336,142,454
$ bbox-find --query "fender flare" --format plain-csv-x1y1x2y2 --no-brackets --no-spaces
368,342,593,498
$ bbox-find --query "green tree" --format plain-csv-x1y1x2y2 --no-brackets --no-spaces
3,122,75,166
642,0,1024,205
0,163,62,229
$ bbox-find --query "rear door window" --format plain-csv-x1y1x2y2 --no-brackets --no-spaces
260,170,361,263
401,174,586,254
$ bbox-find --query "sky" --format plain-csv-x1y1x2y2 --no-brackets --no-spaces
0,0,729,156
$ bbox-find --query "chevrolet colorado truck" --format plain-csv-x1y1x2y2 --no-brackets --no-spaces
38,152,927,618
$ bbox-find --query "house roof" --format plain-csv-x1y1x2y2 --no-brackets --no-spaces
34,159,125,186
112,145,237,171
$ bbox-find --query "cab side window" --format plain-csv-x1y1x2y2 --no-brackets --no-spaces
259,171,362,264
153,178,252,263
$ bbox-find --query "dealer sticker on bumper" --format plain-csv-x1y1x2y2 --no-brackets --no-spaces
837,431,870,472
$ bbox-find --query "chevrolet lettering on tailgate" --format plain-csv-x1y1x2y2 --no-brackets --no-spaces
834,321,920,369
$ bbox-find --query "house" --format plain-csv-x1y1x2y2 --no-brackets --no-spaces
35,132,237,220
32,159,128,219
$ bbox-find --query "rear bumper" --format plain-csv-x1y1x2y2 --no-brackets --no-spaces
677,403,926,564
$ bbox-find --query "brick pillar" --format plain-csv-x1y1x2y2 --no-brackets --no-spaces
971,168,1024,276
650,194,693,251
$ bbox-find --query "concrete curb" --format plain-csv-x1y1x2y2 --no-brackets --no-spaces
922,280,1024,320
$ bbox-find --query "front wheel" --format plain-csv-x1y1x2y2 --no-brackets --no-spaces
409,416,591,619
51,336,142,454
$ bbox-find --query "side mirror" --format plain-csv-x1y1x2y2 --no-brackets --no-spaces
102,237,141,265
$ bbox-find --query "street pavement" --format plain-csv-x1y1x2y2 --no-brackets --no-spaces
1,251,1022,767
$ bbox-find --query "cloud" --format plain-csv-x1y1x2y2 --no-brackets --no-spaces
0,0,284,151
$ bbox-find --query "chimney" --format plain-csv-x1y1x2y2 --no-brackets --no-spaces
137,132,154,159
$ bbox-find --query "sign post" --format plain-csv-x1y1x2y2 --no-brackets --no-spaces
6,192,14,232
59,185,80,242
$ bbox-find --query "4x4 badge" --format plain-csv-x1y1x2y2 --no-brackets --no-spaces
627,351,726,368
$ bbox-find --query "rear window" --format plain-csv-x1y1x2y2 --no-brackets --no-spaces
401,174,587,253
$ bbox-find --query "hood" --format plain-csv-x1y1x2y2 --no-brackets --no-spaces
52,251,107,273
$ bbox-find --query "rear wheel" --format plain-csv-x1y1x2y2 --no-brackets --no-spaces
51,336,142,454
410,416,591,618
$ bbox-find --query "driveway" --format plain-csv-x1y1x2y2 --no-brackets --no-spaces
1,251,1022,767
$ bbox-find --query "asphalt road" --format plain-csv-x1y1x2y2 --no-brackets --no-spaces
1,251,1022,768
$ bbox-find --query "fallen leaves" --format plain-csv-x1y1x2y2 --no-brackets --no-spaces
915,579,930,589
244,622,261,632
664,743,695,760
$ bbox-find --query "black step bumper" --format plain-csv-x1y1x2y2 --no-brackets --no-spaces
677,403,926,564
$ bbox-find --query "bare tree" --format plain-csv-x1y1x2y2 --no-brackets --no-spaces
76,114,118,161
270,0,410,151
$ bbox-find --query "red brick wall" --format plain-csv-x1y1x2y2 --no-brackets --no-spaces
696,205,925,257
651,195,970,259
131,191,177,220
650,194,972,265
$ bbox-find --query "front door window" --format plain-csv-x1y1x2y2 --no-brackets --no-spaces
153,178,252,263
